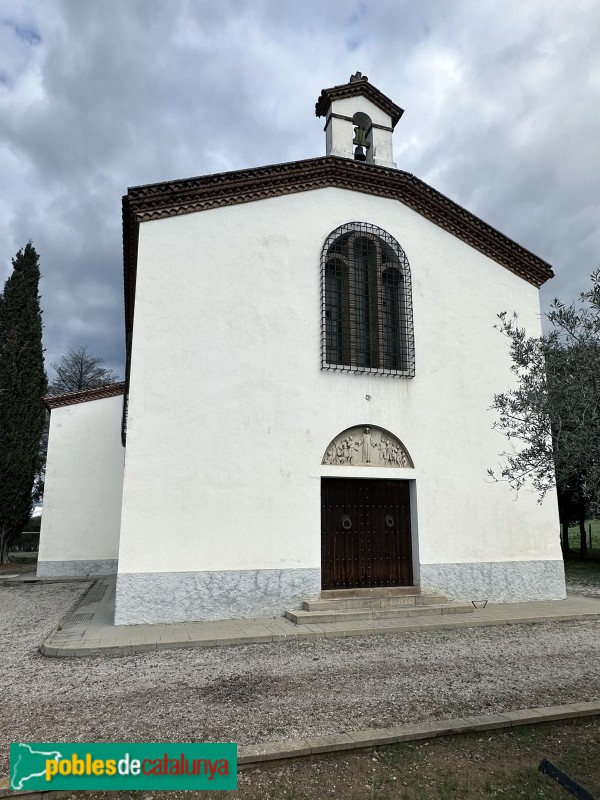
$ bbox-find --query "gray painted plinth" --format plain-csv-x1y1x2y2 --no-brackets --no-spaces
420,560,566,603
36,559,118,578
115,568,322,625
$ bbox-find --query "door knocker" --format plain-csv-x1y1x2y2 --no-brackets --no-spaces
385,514,394,528
341,514,352,530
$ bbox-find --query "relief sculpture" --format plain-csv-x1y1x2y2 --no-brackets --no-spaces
322,426,413,468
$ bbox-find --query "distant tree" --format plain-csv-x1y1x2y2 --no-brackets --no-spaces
32,410,48,503
0,243,47,562
490,269,600,558
25,515,42,532
49,344,119,394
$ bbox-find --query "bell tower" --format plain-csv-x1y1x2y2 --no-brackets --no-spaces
315,72,404,169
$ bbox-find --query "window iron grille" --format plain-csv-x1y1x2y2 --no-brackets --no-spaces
321,221,415,377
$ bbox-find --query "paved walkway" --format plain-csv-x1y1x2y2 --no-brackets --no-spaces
38,576,600,658
0,571,90,586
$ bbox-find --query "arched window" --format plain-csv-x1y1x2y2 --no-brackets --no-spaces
321,222,414,376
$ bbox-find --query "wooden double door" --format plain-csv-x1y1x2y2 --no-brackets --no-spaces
321,478,413,589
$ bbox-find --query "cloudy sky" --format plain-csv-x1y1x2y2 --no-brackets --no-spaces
1,0,599,379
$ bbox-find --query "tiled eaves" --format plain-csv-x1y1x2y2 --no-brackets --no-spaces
122,156,554,335
45,382,126,410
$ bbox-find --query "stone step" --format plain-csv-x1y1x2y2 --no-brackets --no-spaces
321,586,421,599
303,594,448,611
285,602,474,625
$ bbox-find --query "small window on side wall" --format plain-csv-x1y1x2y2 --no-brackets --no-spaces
321,222,415,377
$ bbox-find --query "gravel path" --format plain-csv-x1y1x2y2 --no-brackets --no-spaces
566,577,600,599
563,561,600,598
2,581,600,777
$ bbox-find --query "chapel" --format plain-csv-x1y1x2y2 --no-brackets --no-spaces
38,74,566,624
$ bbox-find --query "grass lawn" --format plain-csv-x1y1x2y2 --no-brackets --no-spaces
7,553,37,564
567,518,600,558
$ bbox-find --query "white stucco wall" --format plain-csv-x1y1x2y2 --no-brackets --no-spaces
117,186,562,603
333,95,393,127
37,394,124,576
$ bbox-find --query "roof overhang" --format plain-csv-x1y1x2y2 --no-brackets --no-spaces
45,382,125,410
122,156,554,336
315,77,404,127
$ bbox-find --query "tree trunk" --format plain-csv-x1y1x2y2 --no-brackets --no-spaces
561,522,573,555
0,531,9,564
579,518,588,559
0,523,20,564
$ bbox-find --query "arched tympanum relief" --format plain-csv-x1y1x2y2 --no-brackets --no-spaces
322,425,414,468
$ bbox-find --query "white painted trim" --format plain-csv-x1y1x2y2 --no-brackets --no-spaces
318,466,417,479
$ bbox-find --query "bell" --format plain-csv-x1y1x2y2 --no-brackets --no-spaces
354,145,367,162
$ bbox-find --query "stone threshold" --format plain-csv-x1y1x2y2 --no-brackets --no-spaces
2,702,599,797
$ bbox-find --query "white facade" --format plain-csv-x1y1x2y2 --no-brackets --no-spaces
38,74,565,623
37,394,124,577
114,185,564,624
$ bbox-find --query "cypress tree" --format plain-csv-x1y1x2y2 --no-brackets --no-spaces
0,243,47,562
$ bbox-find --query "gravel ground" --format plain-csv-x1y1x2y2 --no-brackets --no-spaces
567,581,600,598
0,562,36,574
2,581,600,778
563,558,600,598
565,567,600,599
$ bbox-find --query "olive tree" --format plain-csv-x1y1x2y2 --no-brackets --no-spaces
490,270,600,556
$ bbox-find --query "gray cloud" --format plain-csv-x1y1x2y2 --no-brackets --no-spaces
1,0,599,379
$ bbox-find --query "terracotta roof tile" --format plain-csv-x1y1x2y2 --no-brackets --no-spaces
122,156,554,335
315,74,404,127
45,382,125,410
